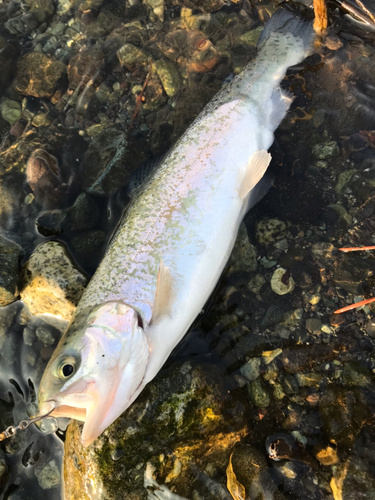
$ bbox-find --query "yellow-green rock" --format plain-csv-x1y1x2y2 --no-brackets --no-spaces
0,99,21,125
154,59,181,97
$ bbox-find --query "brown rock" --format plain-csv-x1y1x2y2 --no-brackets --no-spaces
13,53,66,98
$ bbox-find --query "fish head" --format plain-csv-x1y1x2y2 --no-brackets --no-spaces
38,301,150,446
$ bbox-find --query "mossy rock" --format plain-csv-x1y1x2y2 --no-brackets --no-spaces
64,360,250,499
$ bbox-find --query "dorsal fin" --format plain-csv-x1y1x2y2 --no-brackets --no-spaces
238,150,271,199
151,259,174,324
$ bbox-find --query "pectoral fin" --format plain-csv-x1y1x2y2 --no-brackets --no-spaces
239,150,272,199
151,259,174,324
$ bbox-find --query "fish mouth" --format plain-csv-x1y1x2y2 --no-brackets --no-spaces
47,404,87,421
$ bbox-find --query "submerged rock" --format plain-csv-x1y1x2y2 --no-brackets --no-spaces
26,149,66,209
20,241,87,321
64,360,249,499
80,128,146,196
227,223,257,275
0,235,24,306
229,443,285,500
319,386,369,450
13,53,66,99
0,99,21,125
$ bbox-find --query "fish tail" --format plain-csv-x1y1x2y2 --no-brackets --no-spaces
256,9,315,80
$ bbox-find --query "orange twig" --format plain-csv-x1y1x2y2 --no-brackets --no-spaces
334,297,375,314
339,246,375,252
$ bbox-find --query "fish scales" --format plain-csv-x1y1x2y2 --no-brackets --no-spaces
38,9,315,447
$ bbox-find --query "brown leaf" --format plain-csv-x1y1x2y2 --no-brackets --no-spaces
226,452,246,500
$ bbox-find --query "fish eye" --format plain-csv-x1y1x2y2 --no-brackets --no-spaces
62,364,74,377
57,357,77,379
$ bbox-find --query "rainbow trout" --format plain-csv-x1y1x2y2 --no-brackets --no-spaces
38,9,314,446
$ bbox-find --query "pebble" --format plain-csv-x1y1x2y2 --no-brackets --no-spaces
0,99,21,125
227,223,257,274
117,43,149,69
312,140,339,160
305,318,322,335
335,169,357,194
35,459,61,489
239,357,261,381
248,378,271,407
154,59,181,97
261,348,282,365
256,218,287,245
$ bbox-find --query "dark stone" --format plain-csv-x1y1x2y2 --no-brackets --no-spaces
65,193,101,231
36,209,67,236
80,128,146,196
333,254,375,295
319,386,369,450
0,38,18,97
0,234,24,306
260,305,284,329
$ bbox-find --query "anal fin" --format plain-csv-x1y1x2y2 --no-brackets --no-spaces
151,259,174,324
239,150,272,199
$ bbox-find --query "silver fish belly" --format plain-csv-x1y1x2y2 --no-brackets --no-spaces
38,9,314,446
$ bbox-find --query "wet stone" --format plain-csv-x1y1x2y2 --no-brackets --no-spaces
248,274,265,294
281,309,303,328
335,169,357,194
65,192,100,231
256,218,287,245
26,149,65,209
311,242,336,261
227,222,257,275
116,43,149,70
0,38,18,95
154,59,181,97
70,230,106,262
67,47,104,90
319,386,369,450
283,375,299,395
0,99,21,125
80,128,146,196
229,443,282,500
239,357,261,381
295,372,322,387
248,378,271,407
13,53,66,98
36,209,67,236
342,361,371,387
35,326,56,345
20,241,87,321
333,255,374,295
312,140,339,160
0,235,24,306
35,459,61,489
305,318,322,335
260,305,284,329
331,427,375,499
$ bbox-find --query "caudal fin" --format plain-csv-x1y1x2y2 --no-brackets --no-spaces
258,8,315,56
256,9,315,82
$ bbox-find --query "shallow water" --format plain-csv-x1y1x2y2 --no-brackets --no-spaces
1,0,375,498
